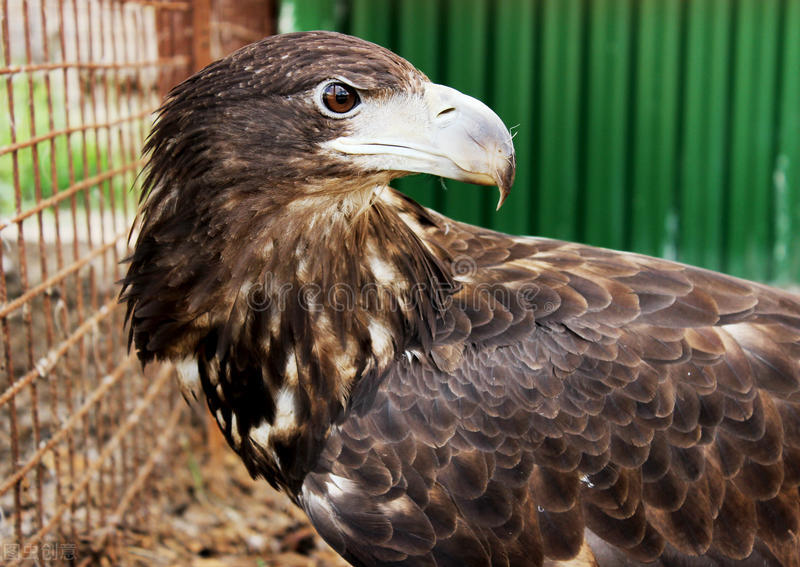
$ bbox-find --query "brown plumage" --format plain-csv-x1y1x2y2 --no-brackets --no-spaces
121,31,800,566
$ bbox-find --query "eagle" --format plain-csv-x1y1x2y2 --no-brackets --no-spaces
122,31,800,566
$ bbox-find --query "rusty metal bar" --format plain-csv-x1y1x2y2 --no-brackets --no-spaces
0,55,190,76
37,0,67,531
136,0,190,9
0,108,156,157
192,0,213,71
4,0,33,543
110,0,135,506
58,0,82,544
65,5,97,538
21,0,49,532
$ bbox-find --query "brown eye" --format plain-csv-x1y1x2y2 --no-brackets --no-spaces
322,82,359,114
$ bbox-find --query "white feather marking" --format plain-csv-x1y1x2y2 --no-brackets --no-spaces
404,349,422,363
249,421,272,449
215,409,226,428
395,210,425,233
230,413,242,448
174,357,201,401
285,352,299,385
381,496,413,515
368,320,394,359
273,387,296,431
325,474,358,500
297,253,311,279
300,483,333,515
369,255,398,282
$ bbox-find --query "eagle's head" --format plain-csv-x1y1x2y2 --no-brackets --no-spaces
124,31,516,489
140,31,515,217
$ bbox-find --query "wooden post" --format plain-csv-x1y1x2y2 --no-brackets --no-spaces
191,0,213,72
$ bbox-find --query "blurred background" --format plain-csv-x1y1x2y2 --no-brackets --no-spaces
0,0,798,565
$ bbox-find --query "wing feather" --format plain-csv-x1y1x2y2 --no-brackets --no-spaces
296,199,800,565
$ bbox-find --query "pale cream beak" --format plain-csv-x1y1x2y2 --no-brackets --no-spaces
322,82,516,209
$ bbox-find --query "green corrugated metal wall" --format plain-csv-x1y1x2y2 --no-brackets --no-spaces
278,0,800,284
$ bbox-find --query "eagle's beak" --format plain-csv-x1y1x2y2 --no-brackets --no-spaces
322,83,516,209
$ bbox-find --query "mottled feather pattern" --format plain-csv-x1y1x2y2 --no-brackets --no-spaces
120,31,800,567
299,192,800,566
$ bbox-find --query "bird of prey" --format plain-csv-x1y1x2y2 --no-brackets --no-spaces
121,31,800,566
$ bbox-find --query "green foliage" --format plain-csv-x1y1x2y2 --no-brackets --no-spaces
0,75,132,217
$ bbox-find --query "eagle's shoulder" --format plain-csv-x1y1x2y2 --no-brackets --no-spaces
305,191,800,565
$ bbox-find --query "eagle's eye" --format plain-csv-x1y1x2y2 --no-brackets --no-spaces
321,82,360,114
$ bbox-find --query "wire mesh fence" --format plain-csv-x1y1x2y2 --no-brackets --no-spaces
0,1,274,564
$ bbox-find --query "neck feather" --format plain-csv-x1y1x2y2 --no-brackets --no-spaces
190,187,456,490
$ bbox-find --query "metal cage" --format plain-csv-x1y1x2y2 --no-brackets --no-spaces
0,1,273,564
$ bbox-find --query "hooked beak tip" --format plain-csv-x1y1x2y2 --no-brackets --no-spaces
496,187,509,211
494,154,515,211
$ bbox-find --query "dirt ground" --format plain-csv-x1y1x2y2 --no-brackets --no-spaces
114,409,349,567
